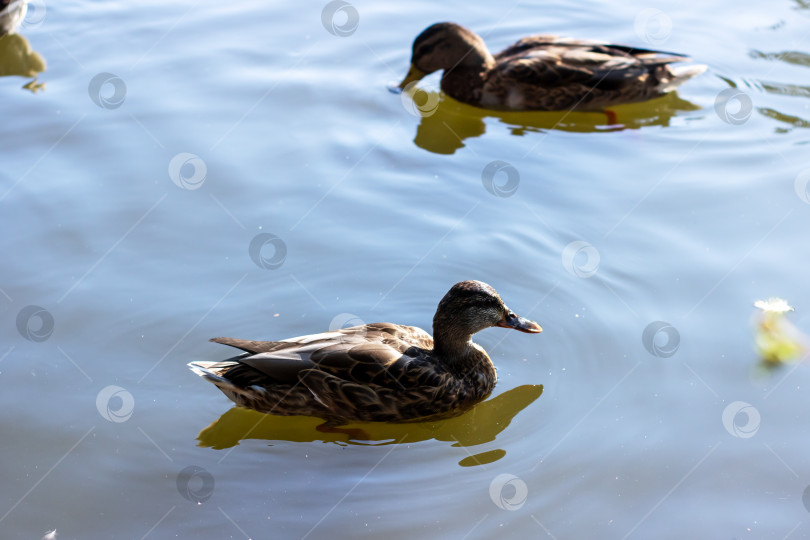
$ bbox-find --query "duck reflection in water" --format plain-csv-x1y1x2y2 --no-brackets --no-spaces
0,0,46,92
400,86,701,155
196,384,543,467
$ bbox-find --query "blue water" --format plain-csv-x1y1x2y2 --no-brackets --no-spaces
2,0,810,538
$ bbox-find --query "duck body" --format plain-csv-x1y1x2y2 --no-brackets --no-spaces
192,323,496,423
0,0,27,35
399,22,706,111
189,281,542,425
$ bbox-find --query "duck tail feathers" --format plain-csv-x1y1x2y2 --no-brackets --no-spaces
188,360,255,401
661,64,707,92
187,360,240,383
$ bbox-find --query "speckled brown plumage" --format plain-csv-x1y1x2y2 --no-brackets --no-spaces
398,22,706,111
189,281,542,425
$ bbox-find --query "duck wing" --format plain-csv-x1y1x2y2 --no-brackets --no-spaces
496,35,689,61
210,323,433,388
492,35,691,89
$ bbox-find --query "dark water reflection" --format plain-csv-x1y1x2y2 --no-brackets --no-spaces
751,50,810,68
747,28,810,129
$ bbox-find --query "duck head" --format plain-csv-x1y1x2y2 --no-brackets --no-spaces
398,22,495,90
432,280,542,356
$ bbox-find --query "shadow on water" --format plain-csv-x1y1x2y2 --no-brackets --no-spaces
0,0,46,92
196,384,543,466
404,90,701,155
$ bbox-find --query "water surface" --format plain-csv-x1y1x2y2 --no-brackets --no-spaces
2,0,810,538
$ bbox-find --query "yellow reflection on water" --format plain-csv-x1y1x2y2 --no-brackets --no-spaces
0,32,46,92
196,384,542,465
404,90,700,154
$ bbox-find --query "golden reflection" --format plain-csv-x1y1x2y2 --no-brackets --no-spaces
405,91,700,155
1,0,46,93
0,31,46,92
196,384,542,465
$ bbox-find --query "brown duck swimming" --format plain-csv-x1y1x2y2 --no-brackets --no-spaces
398,22,706,111
189,281,542,425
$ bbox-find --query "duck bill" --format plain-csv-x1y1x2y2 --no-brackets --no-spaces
398,64,426,91
497,315,543,334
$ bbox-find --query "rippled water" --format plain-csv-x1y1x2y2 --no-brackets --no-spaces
3,1,810,538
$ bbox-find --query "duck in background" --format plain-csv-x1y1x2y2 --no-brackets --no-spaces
398,22,706,112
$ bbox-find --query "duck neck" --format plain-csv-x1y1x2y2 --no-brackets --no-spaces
440,66,490,104
442,46,494,95
432,323,485,373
